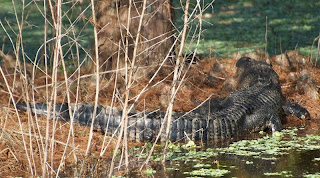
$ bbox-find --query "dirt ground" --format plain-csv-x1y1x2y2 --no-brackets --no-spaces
0,50,319,176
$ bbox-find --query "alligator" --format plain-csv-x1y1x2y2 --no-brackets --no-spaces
16,57,310,142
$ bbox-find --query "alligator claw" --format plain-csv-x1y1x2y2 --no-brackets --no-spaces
282,103,311,120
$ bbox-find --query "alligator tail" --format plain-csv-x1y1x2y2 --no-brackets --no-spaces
16,102,234,142
16,102,71,121
15,102,120,134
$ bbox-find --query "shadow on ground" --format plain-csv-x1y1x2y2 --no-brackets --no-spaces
1,0,319,60
177,0,320,57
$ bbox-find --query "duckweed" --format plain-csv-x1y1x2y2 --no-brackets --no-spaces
184,168,230,177
193,163,212,168
303,173,320,178
156,128,320,177
264,171,293,177
313,158,320,161
145,168,156,176
216,128,320,159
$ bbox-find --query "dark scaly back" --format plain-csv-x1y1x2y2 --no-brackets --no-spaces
236,57,281,91
236,57,310,119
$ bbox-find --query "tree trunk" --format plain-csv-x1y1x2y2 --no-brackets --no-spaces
95,0,174,80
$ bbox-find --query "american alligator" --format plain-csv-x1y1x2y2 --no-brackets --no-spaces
16,57,310,142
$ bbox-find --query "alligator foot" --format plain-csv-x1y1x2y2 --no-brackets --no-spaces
282,103,310,119
243,106,282,134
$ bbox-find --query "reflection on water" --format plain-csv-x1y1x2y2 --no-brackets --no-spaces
72,121,320,177
162,149,320,177
153,121,320,177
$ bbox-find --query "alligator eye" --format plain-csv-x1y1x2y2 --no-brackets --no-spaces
300,115,305,119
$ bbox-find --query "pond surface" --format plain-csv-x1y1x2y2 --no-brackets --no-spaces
162,148,320,177
75,122,320,177
149,123,320,177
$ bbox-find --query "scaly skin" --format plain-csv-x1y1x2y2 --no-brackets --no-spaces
16,57,310,142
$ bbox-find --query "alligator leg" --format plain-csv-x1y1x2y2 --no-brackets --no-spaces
282,103,310,119
268,114,282,133
242,107,282,134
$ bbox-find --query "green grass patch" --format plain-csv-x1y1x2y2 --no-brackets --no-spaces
1,0,319,63
177,0,320,57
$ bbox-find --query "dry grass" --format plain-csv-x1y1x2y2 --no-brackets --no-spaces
1,48,320,176
0,0,319,177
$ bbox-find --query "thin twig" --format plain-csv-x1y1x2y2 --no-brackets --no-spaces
80,0,100,175
162,0,189,163
0,67,33,176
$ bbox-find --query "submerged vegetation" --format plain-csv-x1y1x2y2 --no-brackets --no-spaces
145,128,320,177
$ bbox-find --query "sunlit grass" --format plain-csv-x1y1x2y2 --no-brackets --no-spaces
1,0,320,60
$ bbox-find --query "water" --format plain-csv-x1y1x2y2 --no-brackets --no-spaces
160,149,320,177
149,122,320,177
71,121,320,177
